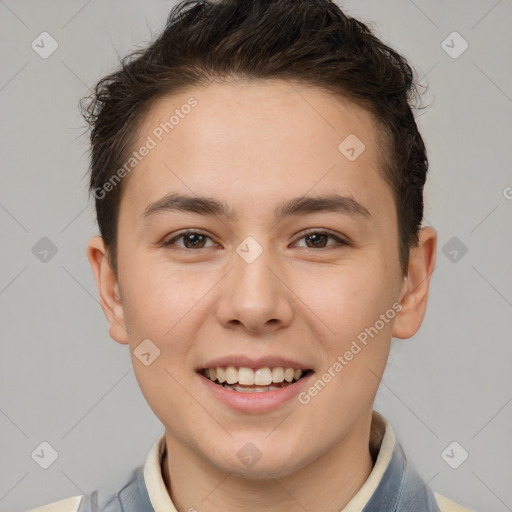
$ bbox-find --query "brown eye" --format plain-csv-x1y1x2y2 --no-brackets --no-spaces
304,233,329,248
295,230,347,249
163,230,216,249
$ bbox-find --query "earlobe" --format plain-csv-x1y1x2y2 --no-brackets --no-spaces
86,236,129,345
392,227,437,339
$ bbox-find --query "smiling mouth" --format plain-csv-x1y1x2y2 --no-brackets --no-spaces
200,366,313,393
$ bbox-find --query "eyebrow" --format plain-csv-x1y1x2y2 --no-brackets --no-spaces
141,192,372,221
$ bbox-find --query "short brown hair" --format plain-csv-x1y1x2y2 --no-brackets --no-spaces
80,0,428,276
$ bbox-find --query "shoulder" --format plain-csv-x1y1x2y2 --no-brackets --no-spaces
27,465,152,512
27,495,83,512
435,492,475,512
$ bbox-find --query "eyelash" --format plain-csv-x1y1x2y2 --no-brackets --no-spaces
162,229,349,250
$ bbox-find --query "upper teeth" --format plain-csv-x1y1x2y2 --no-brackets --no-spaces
204,366,303,385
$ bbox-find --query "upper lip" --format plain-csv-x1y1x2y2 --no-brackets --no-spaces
197,355,311,371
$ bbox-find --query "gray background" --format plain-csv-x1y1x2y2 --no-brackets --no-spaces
1,1,511,511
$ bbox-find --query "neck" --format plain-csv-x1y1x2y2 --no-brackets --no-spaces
162,412,375,512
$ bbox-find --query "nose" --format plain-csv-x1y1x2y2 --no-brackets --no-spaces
215,243,294,335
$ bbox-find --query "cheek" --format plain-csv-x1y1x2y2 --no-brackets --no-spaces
120,255,220,385
120,252,204,336
295,261,396,346
121,260,202,418
298,267,395,421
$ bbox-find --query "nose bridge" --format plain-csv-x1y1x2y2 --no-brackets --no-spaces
233,237,279,305
217,236,293,331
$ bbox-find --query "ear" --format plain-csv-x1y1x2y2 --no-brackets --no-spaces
87,236,129,344
392,226,437,339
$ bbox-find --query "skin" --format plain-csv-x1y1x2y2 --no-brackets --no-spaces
88,80,436,512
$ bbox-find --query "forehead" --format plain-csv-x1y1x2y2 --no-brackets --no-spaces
121,79,392,221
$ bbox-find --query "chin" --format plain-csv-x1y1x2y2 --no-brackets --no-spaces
207,437,311,480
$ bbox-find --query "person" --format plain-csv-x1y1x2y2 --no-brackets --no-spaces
30,0,474,510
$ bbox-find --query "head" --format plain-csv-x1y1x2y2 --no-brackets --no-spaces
84,0,436,480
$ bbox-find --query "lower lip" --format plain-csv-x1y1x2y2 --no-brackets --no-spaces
197,372,314,413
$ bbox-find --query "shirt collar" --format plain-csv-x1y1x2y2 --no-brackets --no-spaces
143,410,396,512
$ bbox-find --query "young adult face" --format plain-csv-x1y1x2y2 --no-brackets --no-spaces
88,80,436,485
